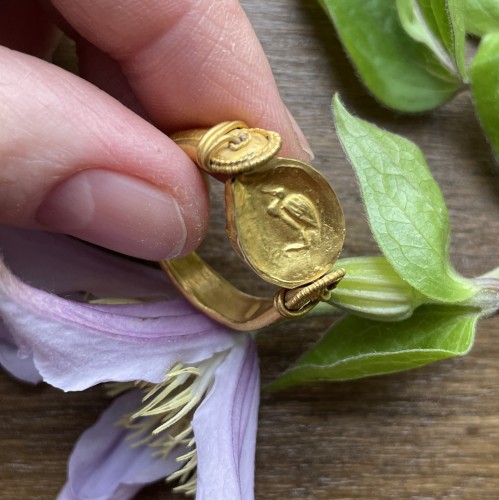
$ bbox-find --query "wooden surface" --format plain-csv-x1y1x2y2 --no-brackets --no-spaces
2,1,499,499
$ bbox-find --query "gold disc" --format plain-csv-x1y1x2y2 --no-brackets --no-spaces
225,157,345,288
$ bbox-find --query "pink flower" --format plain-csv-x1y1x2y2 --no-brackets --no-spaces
0,226,259,499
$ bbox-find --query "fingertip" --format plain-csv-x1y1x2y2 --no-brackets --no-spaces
49,0,314,165
283,107,315,162
36,168,209,261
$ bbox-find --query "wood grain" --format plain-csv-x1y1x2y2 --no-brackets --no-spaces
2,1,499,499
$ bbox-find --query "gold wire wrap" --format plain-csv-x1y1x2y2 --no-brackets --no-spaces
171,121,281,175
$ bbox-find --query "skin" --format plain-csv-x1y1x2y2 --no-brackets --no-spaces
0,0,311,260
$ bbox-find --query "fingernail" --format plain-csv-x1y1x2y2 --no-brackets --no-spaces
285,107,315,161
36,169,187,260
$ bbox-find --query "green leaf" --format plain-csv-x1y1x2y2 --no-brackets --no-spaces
330,256,424,321
269,306,480,390
319,0,464,111
333,96,478,302
470,33,499,160
396,0,467,79
464,0,499,36
438,0,466,78
51,35,79,75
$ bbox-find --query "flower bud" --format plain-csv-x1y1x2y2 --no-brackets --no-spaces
329,256,424,321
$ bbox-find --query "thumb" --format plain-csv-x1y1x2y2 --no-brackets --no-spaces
0,48,209,260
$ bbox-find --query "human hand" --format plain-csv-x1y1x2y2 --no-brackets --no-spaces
0,0,312,260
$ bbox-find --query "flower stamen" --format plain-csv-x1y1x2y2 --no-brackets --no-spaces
108,353,226,496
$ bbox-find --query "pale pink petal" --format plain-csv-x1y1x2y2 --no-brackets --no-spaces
58,390,184,500
0,261,238,391
193,334,259,500
0,225,175,299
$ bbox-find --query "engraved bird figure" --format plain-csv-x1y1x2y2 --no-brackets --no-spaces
262,186,321,251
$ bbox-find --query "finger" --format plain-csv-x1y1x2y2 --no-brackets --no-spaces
74,39,148,118
51,0,313,160
0,47,209,260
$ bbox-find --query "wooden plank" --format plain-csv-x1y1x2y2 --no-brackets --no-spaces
2,1,499,498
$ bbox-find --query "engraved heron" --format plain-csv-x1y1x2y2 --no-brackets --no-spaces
262,186,321,251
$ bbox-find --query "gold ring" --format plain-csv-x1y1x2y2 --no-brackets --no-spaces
160,121,346,330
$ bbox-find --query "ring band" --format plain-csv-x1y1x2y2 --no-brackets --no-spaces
160,121,346,330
